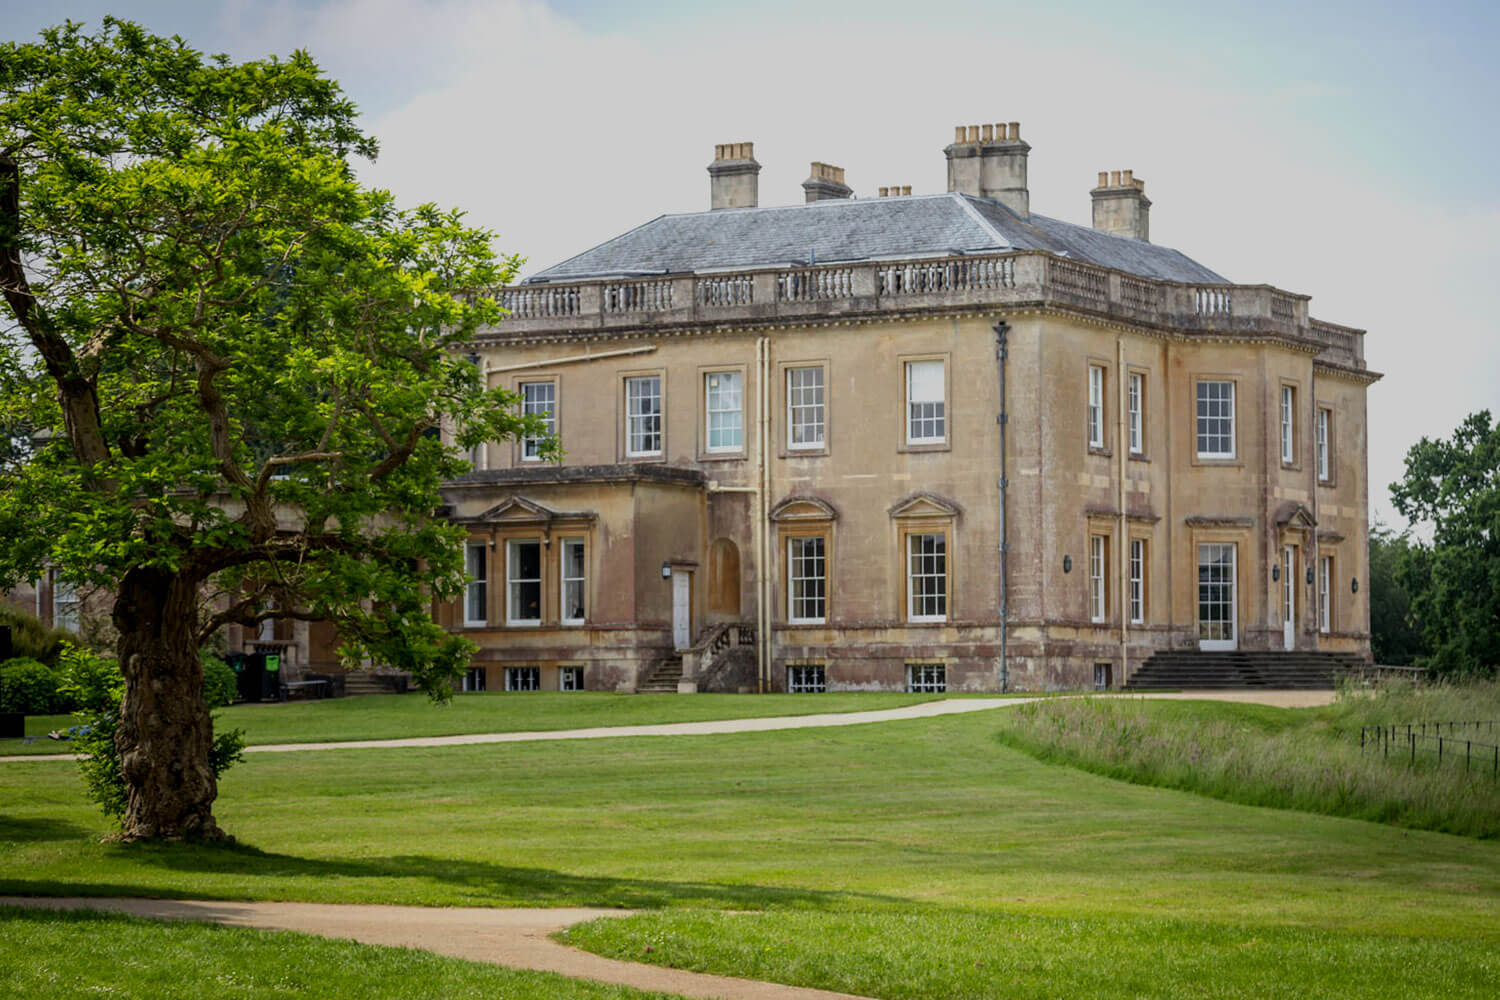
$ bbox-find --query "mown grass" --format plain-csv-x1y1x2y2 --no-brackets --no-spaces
0,691,950,756
5,705,1500,998
0,907,675,1000
994,681,1500,838
562,908,1499,1000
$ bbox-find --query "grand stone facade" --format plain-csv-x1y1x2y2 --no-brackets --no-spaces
436,122,1379,694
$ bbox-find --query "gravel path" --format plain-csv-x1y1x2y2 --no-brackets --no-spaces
0,690,1335,763
0,896,873,1000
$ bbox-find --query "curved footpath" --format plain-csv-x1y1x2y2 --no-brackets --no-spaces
0,896,872,1000
0,690,1334,763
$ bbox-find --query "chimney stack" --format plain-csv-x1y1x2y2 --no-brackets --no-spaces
945,121,1030,218
1090,169,1151,241
802,161,852,203
709,142,761,210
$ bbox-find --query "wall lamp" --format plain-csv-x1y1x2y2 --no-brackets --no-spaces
1062,554,1073,574
1271,565,1280,582
1351,577,1359,594
1306,567,1315,586
661,561,672,579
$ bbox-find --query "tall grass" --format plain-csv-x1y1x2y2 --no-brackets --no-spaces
995,683,1500,838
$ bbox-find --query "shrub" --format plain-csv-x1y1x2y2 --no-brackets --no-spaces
0,657,64,713
0,604,74,666
201,653,238,709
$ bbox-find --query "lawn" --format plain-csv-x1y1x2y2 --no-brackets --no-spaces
3,703,1498,998
0,690,950,756
0,906,675,1000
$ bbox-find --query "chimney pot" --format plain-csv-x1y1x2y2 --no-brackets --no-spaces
708,140,761,210
966,125,979,142
954,125,966,143
879,186,889,197
803,161,853,202
1091,167,1151,241
1097,171,1109,188
1008,122,1020,140
981,124,994,142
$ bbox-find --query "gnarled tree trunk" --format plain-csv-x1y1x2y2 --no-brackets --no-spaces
112,567,223,841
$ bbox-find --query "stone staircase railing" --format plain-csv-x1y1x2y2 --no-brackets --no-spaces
679,621,757,694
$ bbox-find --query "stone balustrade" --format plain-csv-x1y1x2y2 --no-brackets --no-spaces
489,251,1365,370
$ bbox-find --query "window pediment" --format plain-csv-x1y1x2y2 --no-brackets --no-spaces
888,492,962,520
468,495,596,525
1274,501,1317,530
769,495,839,523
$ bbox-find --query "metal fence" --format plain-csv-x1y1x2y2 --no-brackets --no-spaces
1360,721,1500,778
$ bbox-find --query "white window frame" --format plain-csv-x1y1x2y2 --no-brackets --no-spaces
1317,408,1331,482
1127,372,1144,455
559,666,584,691
463,543,488,627
787,664,826,693
52,577,80,633
787,536,827,625
1087,365,1105,449
520,380,556,462
1319,555,1332,633
1128,538,1145,625
1195,380,1235,459
504,666,540,691
1197,542,1238,648
704,370,743,453
625,375,662,457
506,538,542,627
905,359,946,445
905,663,947,693
1089,535,1107,623
560,537,586,626
906,532,948,623
1280,385,1295,465
786,366,825,451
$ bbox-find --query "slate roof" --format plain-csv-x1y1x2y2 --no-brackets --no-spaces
526,192,1227,285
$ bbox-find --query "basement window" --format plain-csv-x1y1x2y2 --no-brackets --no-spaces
1094,663,1113,691
461,667,487,692
787,664,826,693
905,663,946,693
504,666,540,692
560,666,584,691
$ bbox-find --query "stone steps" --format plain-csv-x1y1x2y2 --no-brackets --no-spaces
1124,651,1363,691
637,658,683,694
341,672,413,697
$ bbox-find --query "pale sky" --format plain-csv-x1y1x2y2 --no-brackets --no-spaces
5,1,1497,525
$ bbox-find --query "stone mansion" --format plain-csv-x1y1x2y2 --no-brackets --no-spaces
430,123,1378,694
15,122,1379,695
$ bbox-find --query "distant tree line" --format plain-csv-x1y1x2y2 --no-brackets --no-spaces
1371,410,1499,676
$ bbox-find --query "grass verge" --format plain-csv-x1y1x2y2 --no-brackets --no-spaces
994,682,1500,837
0,906,674,999
562,908,1499,1000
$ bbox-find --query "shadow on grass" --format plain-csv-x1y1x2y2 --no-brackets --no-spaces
0,816,93,843
4,840,893,911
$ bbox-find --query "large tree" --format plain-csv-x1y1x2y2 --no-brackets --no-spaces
0,20,534,840
1366,521,1426,666
1389,410,1500,677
